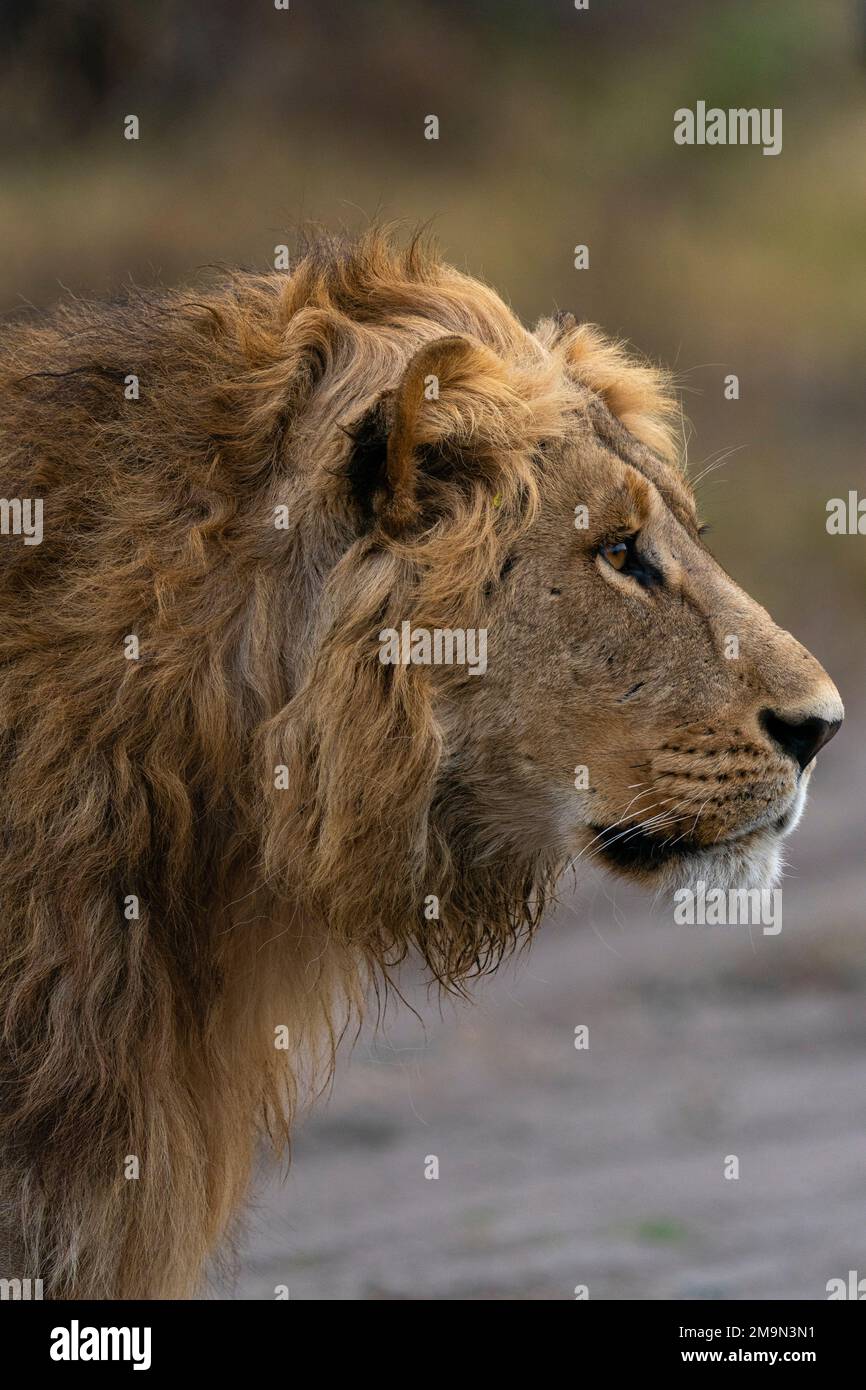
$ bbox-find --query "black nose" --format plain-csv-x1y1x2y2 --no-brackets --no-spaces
760,709,842,771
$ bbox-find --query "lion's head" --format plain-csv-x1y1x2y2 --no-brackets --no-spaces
256,233,843,983
422,372,842,898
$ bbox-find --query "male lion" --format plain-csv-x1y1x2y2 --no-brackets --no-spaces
0,231,842,1298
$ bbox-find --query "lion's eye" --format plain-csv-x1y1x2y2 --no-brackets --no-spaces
601,540,629,571
598,533,663,589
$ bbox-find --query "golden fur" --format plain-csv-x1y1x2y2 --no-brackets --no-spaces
0,230,841,1298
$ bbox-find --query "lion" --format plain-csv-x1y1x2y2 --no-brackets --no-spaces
0,230,842,1299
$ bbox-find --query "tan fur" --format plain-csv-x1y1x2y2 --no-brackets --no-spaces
0,230,841,1298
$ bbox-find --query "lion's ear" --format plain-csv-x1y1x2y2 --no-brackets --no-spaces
346,335,508,535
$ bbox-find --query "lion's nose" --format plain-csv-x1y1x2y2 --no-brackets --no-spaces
759,709,842,771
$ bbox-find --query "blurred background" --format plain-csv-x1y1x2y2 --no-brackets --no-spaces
2,0,863,1298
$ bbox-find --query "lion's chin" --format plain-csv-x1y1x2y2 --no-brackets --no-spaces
654,832,784,894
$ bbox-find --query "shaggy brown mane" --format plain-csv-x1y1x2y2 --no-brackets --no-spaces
0,229,679,1297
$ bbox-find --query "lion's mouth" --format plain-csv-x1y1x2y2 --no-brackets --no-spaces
589,802,798,876
589,823,700,873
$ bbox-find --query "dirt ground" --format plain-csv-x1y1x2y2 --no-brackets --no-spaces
214,691,865,1302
